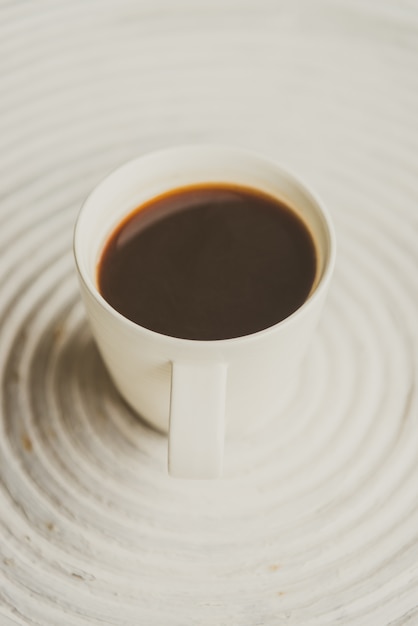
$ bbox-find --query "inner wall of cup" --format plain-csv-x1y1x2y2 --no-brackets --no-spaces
76,148,331,294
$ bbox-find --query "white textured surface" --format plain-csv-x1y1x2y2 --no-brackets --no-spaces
1,1,418,624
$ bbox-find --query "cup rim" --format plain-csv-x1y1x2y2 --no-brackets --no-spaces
74,144,336,346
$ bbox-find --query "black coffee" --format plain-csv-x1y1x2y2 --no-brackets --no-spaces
97,184,317,340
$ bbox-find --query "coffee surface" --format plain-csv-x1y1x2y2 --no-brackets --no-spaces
97,184,316,340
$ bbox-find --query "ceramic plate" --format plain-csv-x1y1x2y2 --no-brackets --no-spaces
1,1,418,624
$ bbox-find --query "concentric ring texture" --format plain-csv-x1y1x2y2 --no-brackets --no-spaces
1,1,418,624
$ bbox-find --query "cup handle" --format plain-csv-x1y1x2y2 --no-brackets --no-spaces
168,361,227,479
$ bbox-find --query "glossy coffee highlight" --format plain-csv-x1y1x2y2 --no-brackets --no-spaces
97,184,317,340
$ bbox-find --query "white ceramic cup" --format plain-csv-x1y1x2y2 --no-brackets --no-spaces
74,145,336,479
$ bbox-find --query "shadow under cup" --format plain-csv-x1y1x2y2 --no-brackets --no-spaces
74,146,335,478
